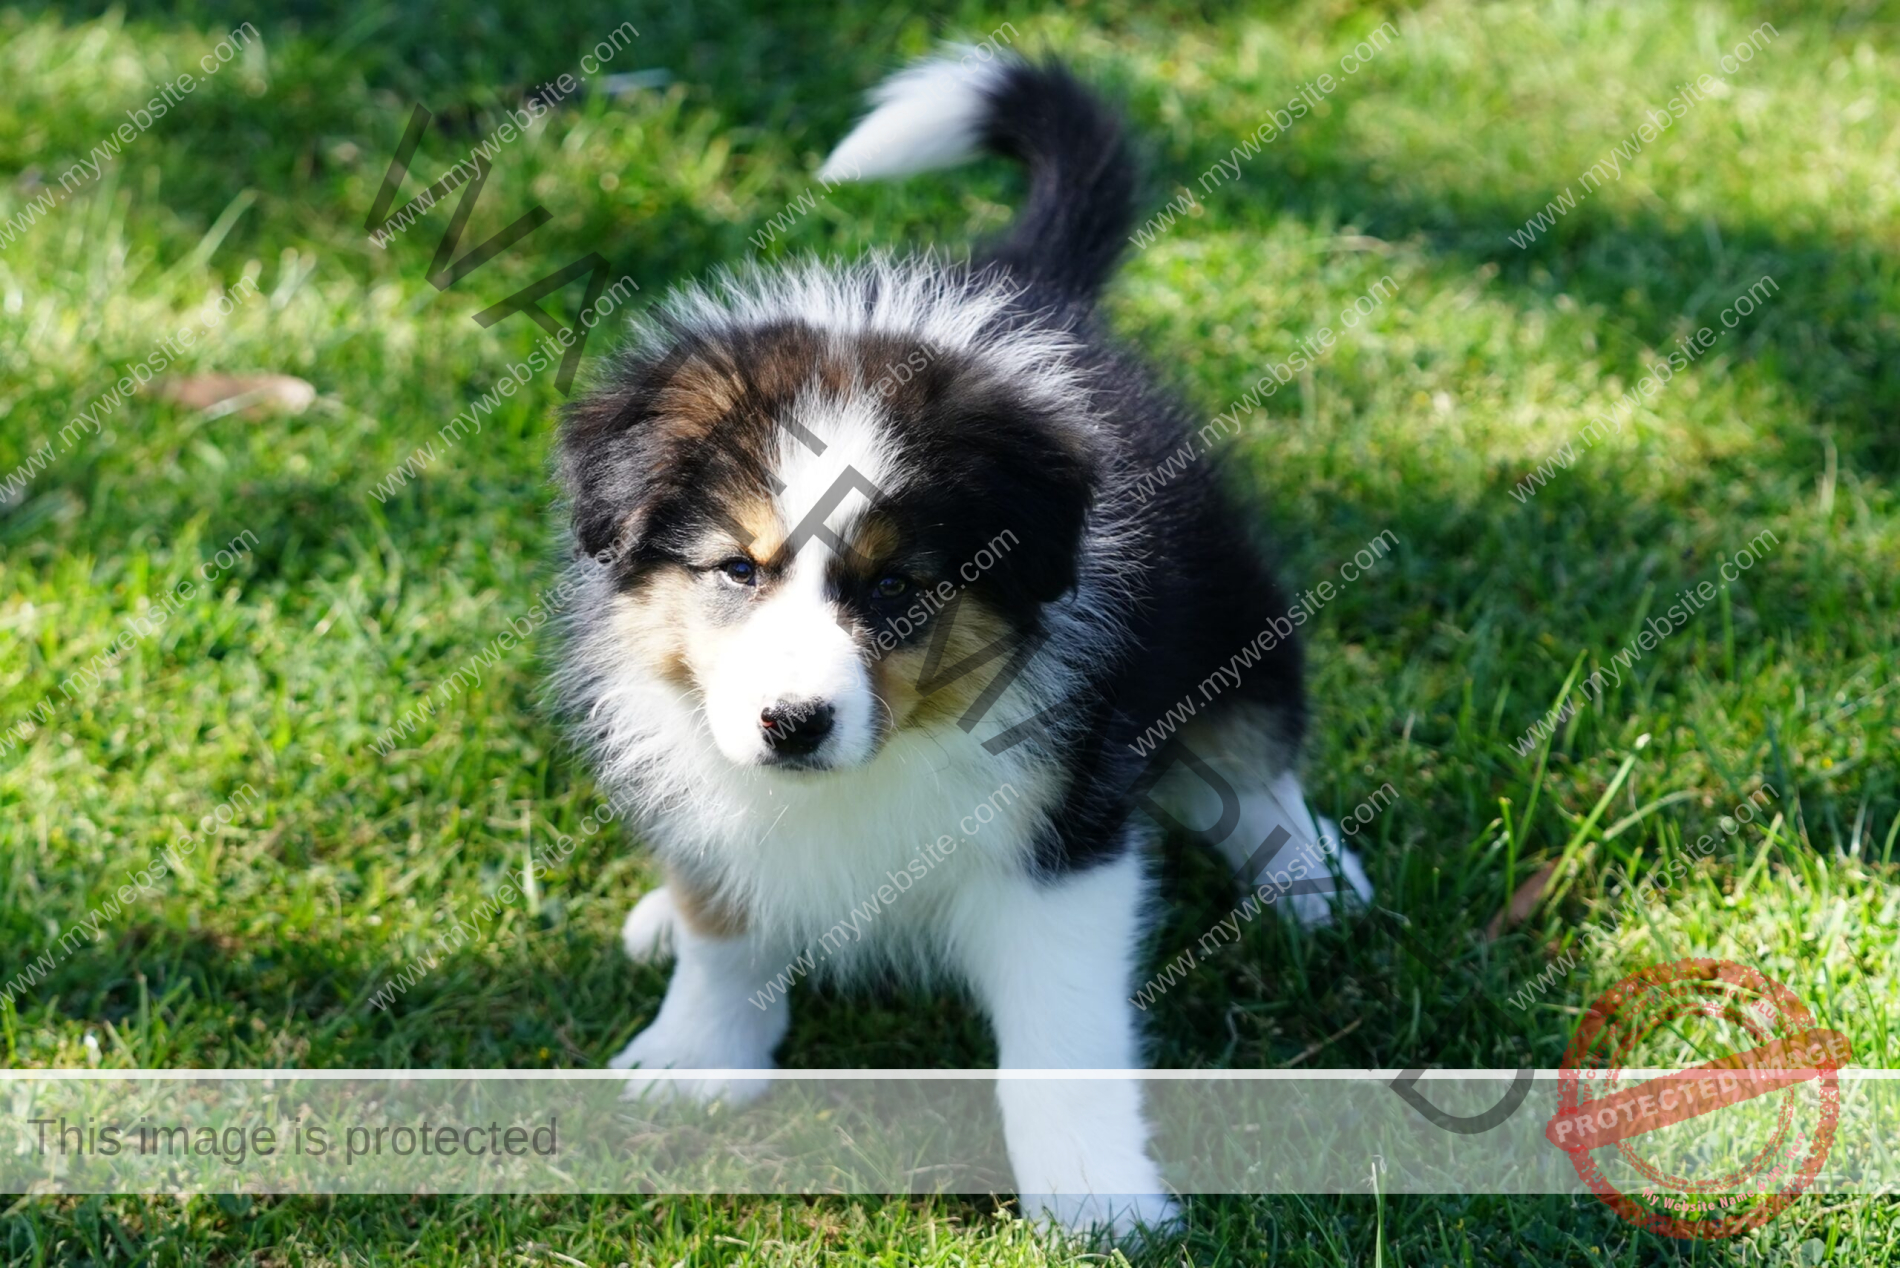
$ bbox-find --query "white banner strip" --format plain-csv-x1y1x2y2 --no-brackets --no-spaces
4,1070,1894,1196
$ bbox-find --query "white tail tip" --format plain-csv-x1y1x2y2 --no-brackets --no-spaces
818,48,1012,184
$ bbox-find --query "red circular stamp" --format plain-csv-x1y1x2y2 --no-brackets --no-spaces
1545,958,1850,1239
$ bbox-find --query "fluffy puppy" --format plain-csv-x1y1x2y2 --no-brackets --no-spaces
554,50,1373,1234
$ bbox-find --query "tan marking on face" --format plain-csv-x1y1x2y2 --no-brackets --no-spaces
668,868,749,937
732,497,786,563
845,514,902,576
609,570,697,688
869,595,1020,734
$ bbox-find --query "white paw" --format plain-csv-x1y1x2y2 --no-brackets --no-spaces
1020,1190,1183,1239
999,1077,1178,1239
607,932,788,1109
607,1021,775,1106
1286,818,1374,928
621,886,677,963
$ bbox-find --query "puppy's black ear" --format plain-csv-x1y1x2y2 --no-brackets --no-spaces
909,404,1097,618
557,345,695,564
558,381,642,562
980,421,1095,610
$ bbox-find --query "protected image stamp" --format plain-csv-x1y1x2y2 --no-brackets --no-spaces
1546,958,1850,1238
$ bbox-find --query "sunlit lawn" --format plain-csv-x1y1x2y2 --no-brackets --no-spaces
2,0,1897,1262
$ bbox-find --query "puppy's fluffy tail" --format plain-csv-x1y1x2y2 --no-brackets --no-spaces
819,50,1135,303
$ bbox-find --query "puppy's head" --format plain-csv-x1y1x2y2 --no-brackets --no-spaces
560,306,1094,773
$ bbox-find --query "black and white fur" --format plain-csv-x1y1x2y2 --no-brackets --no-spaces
555,49,1373,1235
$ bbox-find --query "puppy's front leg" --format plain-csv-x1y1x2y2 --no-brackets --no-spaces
949,850,1180,1236
609,886,788,1105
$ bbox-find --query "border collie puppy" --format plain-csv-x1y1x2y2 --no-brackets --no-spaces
555,50,1373,1233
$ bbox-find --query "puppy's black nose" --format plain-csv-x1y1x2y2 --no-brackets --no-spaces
760,700,834,757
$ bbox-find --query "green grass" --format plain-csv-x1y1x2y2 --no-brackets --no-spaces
3,0,1899,1262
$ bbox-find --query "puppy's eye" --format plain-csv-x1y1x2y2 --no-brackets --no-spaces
873,575,909,599
717,557,758,586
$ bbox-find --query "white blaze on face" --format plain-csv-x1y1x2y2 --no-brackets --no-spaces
701,389,899,770
701,541,878,768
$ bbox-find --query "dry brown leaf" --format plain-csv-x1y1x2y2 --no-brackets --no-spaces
158,373,316,416
1484,861,1557,941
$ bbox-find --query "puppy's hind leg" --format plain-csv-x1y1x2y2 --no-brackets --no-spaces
1153,713,1373,927
1225,767,1374,927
